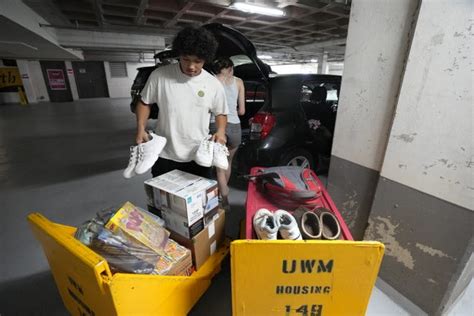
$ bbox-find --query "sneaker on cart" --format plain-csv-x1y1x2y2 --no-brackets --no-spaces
135,132,167,174
212,142,229,170
195,135,214,167
274,209,302,240
253,208,279,240
123,145,138,179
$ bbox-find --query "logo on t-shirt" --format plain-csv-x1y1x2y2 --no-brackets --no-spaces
198,90,205,97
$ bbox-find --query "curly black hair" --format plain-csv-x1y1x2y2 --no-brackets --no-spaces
212,57,234,74
172,26,218,62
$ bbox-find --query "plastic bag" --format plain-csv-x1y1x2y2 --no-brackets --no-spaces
75,203,167,274
90,226,158,274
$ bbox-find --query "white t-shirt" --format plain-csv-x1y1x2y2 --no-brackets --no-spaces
141,63,228,162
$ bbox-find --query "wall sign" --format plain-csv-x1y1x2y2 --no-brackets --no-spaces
46,69,66,90
0,67,28,105
0,67,23,90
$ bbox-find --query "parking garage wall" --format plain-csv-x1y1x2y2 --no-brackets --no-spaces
2,59,156,102
104,61,154,98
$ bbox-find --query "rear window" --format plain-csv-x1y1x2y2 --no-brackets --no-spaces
300,82,339,103
230,55,253,67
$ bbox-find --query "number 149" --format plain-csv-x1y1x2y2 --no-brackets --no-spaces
285,304,323,316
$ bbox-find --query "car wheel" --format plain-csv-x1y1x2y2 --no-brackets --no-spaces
279,149,316,170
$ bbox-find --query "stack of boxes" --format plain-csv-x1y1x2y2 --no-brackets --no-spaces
145,169,225,270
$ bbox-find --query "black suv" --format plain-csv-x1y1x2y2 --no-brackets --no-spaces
236,73,340,175
130,23,340,175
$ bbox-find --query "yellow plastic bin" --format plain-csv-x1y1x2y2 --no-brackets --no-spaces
28,213,229,316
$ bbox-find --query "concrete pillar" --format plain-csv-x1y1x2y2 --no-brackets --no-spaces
16,60,36,103
329,0,473,314
2,60,48,104
328,0,420,239
365,0,473,314
27,61,50,102
317,51,328,74
64,61,79,100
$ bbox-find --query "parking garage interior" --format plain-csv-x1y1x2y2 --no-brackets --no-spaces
0,0,472,315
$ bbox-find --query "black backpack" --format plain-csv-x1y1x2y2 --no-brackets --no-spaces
246,166,322,208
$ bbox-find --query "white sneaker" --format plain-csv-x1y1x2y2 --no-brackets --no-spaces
123,146,138,179
274,210,302,240
135,132,167,174
253,208,279,240
213,142,229,170
195,136,214,167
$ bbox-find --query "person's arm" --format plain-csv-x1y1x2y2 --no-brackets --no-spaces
212,114,227,144
135,70,158,144
237,77,245,116
135,100,151,144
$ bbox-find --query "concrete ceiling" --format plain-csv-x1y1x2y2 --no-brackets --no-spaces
0,16,83,60
23,0,351,63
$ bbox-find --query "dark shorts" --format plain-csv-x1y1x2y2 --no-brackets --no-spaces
151,158,211,178
209,122,242,148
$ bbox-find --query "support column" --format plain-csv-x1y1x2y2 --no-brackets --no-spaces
317,51,328,74
16,60,37,103
64,61,79,100
329,0,473,314
328,0,419,239
365,0,473,314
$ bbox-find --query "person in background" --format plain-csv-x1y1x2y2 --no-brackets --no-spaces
135,26,228,178
210,57,245,207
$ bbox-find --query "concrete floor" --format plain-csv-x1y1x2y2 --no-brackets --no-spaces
0,98,416,315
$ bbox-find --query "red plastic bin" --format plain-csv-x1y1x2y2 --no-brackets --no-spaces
244,166,353,240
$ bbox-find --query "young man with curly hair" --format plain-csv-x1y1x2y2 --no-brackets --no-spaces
135,26,228,177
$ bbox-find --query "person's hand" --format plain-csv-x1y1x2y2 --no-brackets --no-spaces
211,131,227,145
136,129,149,144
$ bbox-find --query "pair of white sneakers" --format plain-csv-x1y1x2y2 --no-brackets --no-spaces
253,208,302,240
123,132,167,179
195,136,230,170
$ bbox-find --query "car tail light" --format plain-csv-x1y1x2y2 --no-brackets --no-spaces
249,112,276,139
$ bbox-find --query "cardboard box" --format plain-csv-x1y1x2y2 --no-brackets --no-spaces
170,208,225,270
148,203,219,238
144,170,219,226
203,206,219,227
146,204,162,218
155,238,193,276
161,207,204,239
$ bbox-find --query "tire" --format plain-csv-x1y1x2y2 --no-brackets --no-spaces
278,148,316,170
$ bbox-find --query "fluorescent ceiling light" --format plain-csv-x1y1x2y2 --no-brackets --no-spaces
310,59,318,63
258,55,273,59
232,2,285,17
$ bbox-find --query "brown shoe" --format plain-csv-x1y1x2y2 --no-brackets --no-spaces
301,211,322,239
292,206,321,240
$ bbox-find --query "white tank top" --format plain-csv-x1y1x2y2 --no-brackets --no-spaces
212,77,240,124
